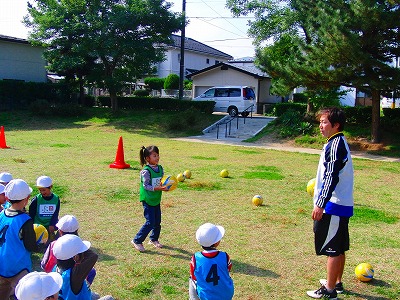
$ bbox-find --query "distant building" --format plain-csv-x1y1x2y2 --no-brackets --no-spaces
189,58,284,113
156,34,233,78
0,34,47,82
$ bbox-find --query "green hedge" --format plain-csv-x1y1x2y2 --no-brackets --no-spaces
97,96,215,114
382,108,400,118
272,103,307,117
342,106,372,125
0,80,77,111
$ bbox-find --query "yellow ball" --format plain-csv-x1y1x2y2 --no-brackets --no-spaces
355,263,374,282
220,169,229,178
161,175,178,191
177,173,185,182
183,170,192,179
33,224,48,244
306,178,316,196
252,195,263,206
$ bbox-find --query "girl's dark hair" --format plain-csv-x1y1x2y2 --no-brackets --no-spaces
139,145,159,166
56,257,76,272
318,107,346,131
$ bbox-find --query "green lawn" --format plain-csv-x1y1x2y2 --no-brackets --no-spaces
1,109,399,299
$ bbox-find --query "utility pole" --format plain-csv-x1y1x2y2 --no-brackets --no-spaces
178,0,186,100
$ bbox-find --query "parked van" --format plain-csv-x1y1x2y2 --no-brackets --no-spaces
193,86,256,116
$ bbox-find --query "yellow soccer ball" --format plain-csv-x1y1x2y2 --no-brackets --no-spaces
220,169,229,178
183,170,192,179
177,173,185,182
33,224,49,244
355,263,374,282
306,178,316,197
252,195,263,206
161,175,178,191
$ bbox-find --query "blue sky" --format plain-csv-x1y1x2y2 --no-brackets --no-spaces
0,0,255,58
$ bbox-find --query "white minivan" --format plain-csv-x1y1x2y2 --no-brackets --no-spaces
193,86,256,116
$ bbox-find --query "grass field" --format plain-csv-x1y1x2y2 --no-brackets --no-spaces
1,109,399,299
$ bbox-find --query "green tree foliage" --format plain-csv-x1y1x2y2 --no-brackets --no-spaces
24,0,183,111
227,0,400,142
164,73,180,90
144,77,165,91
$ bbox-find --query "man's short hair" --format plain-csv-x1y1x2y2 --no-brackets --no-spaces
318,107,346,131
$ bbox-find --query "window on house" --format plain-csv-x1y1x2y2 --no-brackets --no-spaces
206,58,210,64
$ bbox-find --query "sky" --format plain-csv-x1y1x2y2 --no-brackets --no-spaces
0,0,255,59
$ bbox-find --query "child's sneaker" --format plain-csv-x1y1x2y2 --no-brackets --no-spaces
148,240,163,248
131,240,145,252
319,279,344,294
307,285,338,299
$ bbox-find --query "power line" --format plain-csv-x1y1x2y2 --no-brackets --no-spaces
197,0,248,37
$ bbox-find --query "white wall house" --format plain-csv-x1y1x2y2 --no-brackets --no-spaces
189,58,284,113
0,35,47,82
156,35,233,78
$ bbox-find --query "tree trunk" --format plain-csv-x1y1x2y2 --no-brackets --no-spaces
370,89,380,143
79,75,85,106
110,92,118,112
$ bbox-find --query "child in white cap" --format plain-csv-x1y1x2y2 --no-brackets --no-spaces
41,215,97,286
0,172,13,212
0,172,13,186
15,271,63,300
189,223,234,300
0,184,6,212
41,215,80,272
0,179,38,299
53,235,114,300
29,176,61,243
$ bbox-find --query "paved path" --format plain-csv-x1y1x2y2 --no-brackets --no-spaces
175,114,400,163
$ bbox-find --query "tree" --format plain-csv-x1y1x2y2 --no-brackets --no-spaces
24,0,183,111
164,73,180,90
227,0,400,143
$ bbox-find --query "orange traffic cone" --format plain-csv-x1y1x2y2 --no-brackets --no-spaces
109,136,130,169
0,126,10,149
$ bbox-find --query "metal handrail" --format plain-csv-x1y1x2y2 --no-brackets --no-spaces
215,104,254,139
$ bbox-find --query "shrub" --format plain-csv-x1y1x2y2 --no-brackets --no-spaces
96,96,214,113
275,109,313,137
382,108,400,119
144,77,165,90
133,89,150,97
184,79,193,90
272,103,307,117
343,106,372,125
292,93,308,103
164,74,180,90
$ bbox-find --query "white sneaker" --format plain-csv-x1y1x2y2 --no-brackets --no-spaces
131,240,145,252
319,279,344,294
307,285,338,299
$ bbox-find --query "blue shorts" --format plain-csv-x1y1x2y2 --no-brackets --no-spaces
314,214,349,257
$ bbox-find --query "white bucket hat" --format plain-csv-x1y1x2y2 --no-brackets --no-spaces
15,271,63,300
36,175,53,188
196,223,225,247
0,172,13,184
4,179,33,200
56,215,80,233
53,234,91,260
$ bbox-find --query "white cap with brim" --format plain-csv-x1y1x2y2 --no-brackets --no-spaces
4,179,33,200
15,271,63,300
0,172,13,183
196,223,225,247
56,215,80,233
36,175,53,188
53,234,91,260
